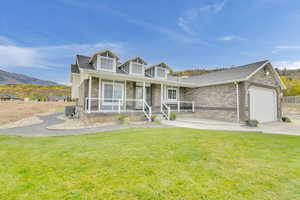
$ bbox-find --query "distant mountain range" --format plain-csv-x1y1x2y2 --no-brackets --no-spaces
0,69,58,85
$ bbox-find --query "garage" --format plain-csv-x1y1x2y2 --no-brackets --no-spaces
249,86,277,123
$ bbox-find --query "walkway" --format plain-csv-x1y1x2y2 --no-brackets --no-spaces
0,113,167,137
162,116,300,136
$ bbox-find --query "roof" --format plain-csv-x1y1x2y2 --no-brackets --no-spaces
71,64,80,74
76,55,95,70
146,62,172,71
181,60,270,86
119,57,148,68
89,50,119,63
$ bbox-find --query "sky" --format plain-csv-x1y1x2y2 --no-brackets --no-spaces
1,0,300,84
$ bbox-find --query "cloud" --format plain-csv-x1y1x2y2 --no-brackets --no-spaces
217,35,245,41
178,0,227,35
0,38,124,69
0,36,15,45
273,60,300,69
275,45,300,49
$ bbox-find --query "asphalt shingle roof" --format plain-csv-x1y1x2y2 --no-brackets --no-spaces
71,64,80,74
76,55,95,70
180,60,269,86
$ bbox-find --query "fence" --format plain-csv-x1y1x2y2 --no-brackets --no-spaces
283,96,300,104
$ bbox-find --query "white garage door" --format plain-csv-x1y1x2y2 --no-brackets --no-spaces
249,87,277,123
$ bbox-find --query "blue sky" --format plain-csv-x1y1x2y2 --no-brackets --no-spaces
1,0,300,84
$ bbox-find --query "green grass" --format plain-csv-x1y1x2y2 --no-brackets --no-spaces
0,128,299,200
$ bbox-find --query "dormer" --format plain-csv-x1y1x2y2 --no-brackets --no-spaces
118,57,147,76
145,62,171,79
89,50,119,72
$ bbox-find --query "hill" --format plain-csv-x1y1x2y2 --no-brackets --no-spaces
0,84,71,100
0,69,58,85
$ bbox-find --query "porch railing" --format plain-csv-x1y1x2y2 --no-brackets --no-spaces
164,101,195,112
85,97,152,120
161,103,170,120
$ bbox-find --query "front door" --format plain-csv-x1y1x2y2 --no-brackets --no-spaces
135,87,143,109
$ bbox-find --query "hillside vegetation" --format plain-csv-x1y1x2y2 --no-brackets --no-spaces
0,84,71,100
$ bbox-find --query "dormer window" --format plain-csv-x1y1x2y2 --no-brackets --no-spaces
89,50,119,72
99,56,115,71
130,62,144,75
155,67,167,79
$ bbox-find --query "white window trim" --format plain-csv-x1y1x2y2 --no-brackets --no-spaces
129,61,145,76
97,55,116,72
155,67,167,79
101,81,124,105
166,87,179,102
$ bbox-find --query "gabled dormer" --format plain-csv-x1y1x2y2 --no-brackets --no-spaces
145,62,171,79
118,57,147,76
89,50,119,72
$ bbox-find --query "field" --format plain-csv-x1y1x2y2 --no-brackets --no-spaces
0,101,73,125
0,128,299,199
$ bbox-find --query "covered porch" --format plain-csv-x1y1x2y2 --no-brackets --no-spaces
81,75,195,120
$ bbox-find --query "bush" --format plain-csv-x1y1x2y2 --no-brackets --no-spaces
170,112,177,120
282,116,292,123
245,120,259,127
118,114,129,125
151,114,157,122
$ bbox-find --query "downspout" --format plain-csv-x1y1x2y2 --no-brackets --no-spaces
235,82,240,122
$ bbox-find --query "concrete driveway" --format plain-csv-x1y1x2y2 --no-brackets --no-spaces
162,115,300,136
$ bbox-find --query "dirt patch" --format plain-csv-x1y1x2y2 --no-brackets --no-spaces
0,101,74,125
0,116,43,129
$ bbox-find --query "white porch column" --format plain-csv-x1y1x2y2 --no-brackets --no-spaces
143,81,146,110
88,76,92,113
98,77,101,111
161,83,163,112
235,82,240,122
124,80,127,111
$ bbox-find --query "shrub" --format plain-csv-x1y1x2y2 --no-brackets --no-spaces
151,114,157,122
170,112,177,120
245,120,259,127
118,114,129,125
282,116,292,123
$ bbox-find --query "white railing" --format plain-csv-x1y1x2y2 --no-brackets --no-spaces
143,101,152,121
85,97,152,120
161,103,170,120
283,96,300,104
164,101,195,112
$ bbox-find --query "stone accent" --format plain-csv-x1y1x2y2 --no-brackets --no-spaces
248,65,278,87
183,83,237,107
81,112,146,123
177,110,237,122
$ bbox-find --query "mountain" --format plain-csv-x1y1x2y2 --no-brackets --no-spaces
0,69,58,85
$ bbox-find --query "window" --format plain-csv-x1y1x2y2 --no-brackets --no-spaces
156,67,166,78
131,62,144,75
102,82,124,104
99,56,115,71
167,88,178,101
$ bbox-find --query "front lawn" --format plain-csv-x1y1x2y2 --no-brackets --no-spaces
0,128,299,199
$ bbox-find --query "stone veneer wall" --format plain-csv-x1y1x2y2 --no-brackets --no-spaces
182,83,238,122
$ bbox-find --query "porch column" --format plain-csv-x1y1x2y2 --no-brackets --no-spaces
143,81,146,110
161,83,163,112
88,76,92,113
98,77,101,111
124,80,127,111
